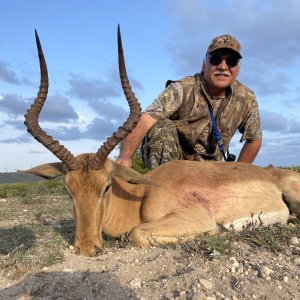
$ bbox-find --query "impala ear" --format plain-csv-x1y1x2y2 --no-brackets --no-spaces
109,160,156,185
17,162,67,179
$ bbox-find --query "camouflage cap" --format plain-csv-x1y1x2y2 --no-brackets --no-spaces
206,34,242,58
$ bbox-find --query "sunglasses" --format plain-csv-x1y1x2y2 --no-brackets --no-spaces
209,54,239,67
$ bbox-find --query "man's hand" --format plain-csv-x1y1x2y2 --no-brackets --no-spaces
115,157,132,168
116,113,157,168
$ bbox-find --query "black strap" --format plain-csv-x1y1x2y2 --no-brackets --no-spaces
208,106,227,160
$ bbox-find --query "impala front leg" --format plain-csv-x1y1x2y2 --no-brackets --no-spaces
129,206,218,247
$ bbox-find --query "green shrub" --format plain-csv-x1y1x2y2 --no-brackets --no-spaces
286,166,300,173
0,179,66,198
131,153,149,174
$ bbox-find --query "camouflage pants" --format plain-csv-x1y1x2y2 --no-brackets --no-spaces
142,119,184,170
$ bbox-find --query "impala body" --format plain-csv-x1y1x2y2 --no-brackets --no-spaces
22,27,300,256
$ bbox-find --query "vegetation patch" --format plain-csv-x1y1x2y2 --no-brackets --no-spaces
0,180,72,279
179,220,300,258
132,153,149,174
238,221,299,252
286,166,300,173
0,179,66,198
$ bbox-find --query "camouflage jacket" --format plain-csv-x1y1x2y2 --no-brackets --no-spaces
144,73,262,160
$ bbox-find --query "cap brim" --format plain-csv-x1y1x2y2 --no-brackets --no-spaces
207,47,242,59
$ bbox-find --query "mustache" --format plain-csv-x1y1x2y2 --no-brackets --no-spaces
214,71,230,77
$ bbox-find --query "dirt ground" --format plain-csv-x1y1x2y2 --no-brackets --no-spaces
0,234,299,299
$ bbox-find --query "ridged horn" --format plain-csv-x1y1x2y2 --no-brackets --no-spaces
24,30,80,171
90,25,142,170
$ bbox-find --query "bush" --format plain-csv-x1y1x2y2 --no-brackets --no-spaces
131,153,149,174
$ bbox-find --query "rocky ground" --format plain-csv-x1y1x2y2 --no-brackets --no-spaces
0,235,299,300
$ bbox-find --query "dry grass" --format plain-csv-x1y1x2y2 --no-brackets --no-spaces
0,179,72,279
179,220,300,258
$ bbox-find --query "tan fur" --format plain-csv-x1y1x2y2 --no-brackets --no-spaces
19,156,300,257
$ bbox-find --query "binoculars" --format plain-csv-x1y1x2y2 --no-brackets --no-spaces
226,153,236,162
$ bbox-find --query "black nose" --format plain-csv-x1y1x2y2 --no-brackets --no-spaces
74,245,102,256
74,246,80,255
95,245,102,256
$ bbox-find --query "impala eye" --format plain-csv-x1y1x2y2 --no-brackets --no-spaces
104,184,111,194
101,181,112,197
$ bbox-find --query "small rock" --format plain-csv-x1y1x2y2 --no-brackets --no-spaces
209,249,220,257
63,268,73,272
266,276,272,281
199,278,213,290
237,264,244,274
259,266,274,278
293,257,300,265
174,292,187,300
283,276,289,283
179,290,187,299
129,278,142,289
215,291,225,299
0,199,7,202
191,292,207,300
290,237,299,245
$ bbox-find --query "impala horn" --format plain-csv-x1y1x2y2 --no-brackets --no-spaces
24,30,80,171
90,25,142,170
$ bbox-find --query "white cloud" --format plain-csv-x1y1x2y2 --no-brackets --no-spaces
260,110,288,133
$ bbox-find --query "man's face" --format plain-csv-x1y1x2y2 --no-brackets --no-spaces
202,49,240,95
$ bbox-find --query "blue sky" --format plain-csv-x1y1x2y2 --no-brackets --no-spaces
0,0,300,172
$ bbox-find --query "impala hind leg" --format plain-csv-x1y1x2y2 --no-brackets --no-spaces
130,207,218,247
284,194,300,217
282,181,300,217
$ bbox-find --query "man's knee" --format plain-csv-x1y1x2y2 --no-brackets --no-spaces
142,120,183,169
147,119,178,138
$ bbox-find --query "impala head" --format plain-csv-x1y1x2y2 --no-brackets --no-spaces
64,154,113,256
25,27,141,256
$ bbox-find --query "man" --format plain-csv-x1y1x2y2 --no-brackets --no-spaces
117,34,262,169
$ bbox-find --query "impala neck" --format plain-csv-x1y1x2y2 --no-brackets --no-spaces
102,177,147,237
